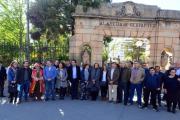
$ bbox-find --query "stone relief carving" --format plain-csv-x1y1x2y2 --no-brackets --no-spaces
116,1,140,17
81,48,91,64
161,50,169,67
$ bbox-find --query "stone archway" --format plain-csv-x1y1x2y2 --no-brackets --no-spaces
69,1,180,68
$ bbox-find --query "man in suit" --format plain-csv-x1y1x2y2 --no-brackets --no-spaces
118,61,131,105
142,63,149,75
128,60,145,108
65,60,71,95
53,60,59,93
107,62,119,104
43,60,57,101
86,60,93,72
0,61,7,97
17,60,32,104
68,60,81,100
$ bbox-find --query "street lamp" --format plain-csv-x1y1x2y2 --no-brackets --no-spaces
136,41,143,61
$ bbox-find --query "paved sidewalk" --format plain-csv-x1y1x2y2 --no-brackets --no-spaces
0,89,179,120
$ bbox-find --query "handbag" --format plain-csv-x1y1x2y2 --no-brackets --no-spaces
90,85,98,92
8,83,18,93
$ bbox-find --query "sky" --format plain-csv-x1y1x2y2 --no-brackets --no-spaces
112,0,180,10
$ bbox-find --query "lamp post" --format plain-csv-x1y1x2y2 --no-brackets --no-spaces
26,0,29,61
136,41,143,61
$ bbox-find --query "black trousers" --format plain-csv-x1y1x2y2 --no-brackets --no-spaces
91,91,98,100
10,92,18,100
0,80,4,96
71,79,78,98
127,81,130,100
144,88,157,109
100,86,107,97
167,101,177,109
59,87,66,98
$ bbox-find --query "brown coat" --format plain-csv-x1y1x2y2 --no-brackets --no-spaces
107,68,119,85
130,67,145,84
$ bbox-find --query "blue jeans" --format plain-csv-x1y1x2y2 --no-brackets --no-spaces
46,80,55,99
119,81,128,103
129,83,142,105
19,81,30,101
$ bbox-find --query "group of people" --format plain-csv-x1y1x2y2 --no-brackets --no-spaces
0,59,180,114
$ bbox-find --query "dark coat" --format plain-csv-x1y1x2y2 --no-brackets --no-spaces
81,69,91,83
17,68,32,84
99,69,108,86
156,72,165,88
68,65,81,82
88,68,100,90
0,67,6,80
119,67,131,83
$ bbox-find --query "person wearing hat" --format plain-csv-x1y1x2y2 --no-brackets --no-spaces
29,63,44,101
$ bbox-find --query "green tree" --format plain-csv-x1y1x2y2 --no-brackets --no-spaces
124,38,146,62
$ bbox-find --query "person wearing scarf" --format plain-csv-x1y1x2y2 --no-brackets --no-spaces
8,61,20,103
29,63,44,101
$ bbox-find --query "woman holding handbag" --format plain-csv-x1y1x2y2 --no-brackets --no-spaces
100,65,108,101
88,63,100,101
29,63,44,101
56,62,68,100
8,61,20,103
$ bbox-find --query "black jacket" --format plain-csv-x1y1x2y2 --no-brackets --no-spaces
17,68,32,84
99,69,108,86
119,67,131,83
0,67,6,80
68,65,81,82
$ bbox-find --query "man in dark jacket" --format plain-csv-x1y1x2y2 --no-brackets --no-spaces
0,61,6,97
68,60,81,100
17,60,32,104
142,67,160,112
118,61,131,105
65,60,71,95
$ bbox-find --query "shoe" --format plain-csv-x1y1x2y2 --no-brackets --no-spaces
138,105,142,108
1,95,6,97
117,101,122,103
59,98,61,100
38,99,42,101
25,100,30,102
52,98,55,101
148,103,152,105
107,100,112,103
127,103,132,106
101,97,103,101
32,98,36,102
104,97,106,101
158,103,162,107
172,109,176,114
61,97,64,100
167,107,171,112
114,101,117,104
124,103,127,105
45,98,49,101
17,101,21,104
75,98,79,100
164,105,167,107
153,108,159,112
141,106,148,109
71,98,74,100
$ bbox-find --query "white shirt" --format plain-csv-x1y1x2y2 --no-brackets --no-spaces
102,71,107,82
6,67,9,74
49,66,51,71
111,69,115,80
176,68,180,76
73,66,77,79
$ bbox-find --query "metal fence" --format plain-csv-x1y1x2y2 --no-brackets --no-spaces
0,42,69,67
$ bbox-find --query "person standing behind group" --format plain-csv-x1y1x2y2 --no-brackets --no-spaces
0,61,6,97
65,60,71,95
128,61,133,70
86,60,93,72
88,63,100,101
104,61,111,70
80,64,91,100
142,67,160,112
118,61,131,105
164,68,180,114
17,60,32,104
68,60,81,100
54,60,59,93
56,62,68,100
8,61,20,103
100,65,108,101
43,60,57,101
107,62,119,104
29,63,44,102
128,60,145,108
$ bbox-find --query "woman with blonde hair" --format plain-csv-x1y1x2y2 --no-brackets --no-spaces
8,60,19,103
29,63,44,101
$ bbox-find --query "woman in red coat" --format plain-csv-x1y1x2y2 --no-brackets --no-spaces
29,63,44,101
